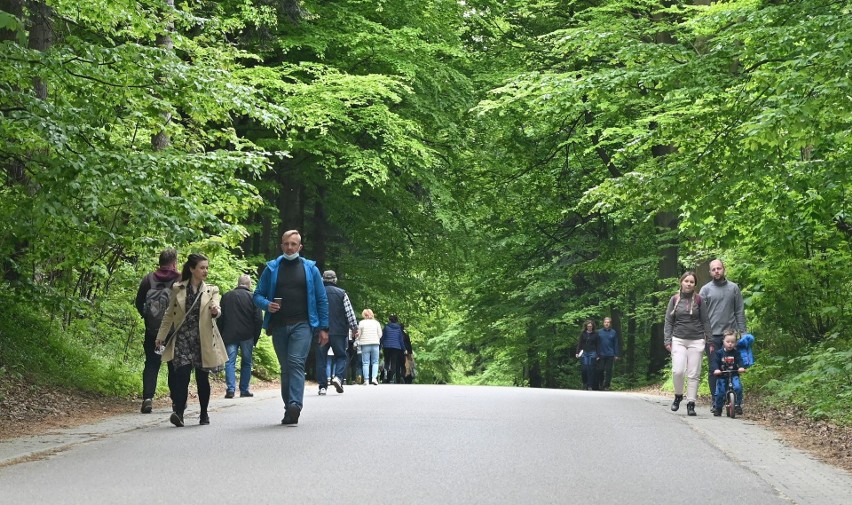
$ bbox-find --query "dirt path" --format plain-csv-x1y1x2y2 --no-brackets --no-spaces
1,377,849,473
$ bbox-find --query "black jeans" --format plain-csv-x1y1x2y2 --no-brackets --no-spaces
705,335,724,394
347,347,361,384
383,348,405,383
598,356,615,389
142,330,166,400
171,364,210,415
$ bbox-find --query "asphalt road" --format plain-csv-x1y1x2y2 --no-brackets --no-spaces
0,385,849,504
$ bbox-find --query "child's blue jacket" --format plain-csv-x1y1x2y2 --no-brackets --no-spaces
737,333,755,368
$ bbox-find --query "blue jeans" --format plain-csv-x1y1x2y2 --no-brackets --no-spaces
271,322,313,408
225,339,254,394
713,374,743,409
580,352,598,390
315,333,349,389
360,344,380,383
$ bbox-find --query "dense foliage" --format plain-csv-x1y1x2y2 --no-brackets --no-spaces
1,0,849,424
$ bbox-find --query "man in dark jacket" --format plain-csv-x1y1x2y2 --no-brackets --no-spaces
316,270,358,395
134,248,181,414
219,274,263,398
596,317,622,391
381,314,406,384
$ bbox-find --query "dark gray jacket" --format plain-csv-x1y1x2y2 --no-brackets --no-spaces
664,292,710,345
324,282,358,336
219,286,263,344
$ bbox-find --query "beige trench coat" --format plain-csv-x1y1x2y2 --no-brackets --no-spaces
155,280,227,369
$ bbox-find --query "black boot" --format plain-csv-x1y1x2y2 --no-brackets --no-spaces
686,402,696,416
170,408,185,427
671,394,683,412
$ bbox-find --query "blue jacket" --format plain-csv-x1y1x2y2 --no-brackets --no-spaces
381,322,405,350
737,333,755,368
253,256,329,331
597,328,621,357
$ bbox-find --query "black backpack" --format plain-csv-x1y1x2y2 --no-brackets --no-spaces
143,274,175,330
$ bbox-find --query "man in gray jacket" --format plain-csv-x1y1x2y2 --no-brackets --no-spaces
316,270,358,395
699,259,747,395
219,274,263,398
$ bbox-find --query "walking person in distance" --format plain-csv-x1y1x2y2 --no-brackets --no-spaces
134,248,180,414
357,309,382,385
664,271,710,416
155,253,227,427
576,320,600,390
219,274,263,399
316,270,358,395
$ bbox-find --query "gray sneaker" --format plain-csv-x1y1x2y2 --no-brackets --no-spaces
331,376,344,394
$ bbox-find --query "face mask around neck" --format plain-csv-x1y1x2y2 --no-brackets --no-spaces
282,252,300,261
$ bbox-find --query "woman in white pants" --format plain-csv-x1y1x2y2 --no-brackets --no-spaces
664,271,711,416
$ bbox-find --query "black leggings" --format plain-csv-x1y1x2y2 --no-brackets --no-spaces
170,363,210,414
383,348,406,384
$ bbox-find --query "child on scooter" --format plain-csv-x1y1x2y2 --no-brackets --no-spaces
711,329,746,416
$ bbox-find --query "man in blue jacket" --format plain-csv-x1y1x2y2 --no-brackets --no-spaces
597,317,622,391
254,230,329,425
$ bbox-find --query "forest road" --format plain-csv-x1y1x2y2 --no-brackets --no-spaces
0,385,849,504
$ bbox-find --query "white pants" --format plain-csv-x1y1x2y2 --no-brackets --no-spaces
671,337,704,402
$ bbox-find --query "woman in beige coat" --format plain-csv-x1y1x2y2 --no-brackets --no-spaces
155,253,227,427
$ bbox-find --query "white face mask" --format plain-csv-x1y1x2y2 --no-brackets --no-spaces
282,252,300,261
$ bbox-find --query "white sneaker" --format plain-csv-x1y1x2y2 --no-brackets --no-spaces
318,388,327,395
331,376,344,394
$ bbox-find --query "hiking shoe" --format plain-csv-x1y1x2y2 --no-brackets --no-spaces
734,406,743,415
670,395,683,412
240,391,254,398
281,403,301,425
318,388,327,396
331,376,344,394
141,398,153,414
199,413,210,425
686,402,697,416
225,390,235,399
712,408,722,417
170,411,184,427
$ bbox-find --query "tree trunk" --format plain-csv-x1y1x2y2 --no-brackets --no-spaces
276,166,304,237
648,210,678,376
0,0,23,42
626,291,637,383
281,0,307,24
27,0,52,99
312,185,327,271
151,0,174,150
527,327,542,388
